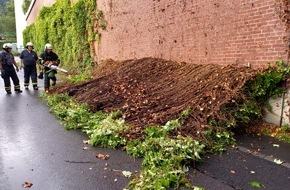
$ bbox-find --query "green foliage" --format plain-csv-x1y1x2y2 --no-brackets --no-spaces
215,60,290,134
86,110,128,148
0,40,9,49
273,124,290,143
43,60,290,189
281,123,290,133
45,95,208,189
45,93,127,148
66,65,93,83
22,0,31,14
67,72,93,83
249,180,264,188
193,187,205,190
0,0,16,38
247,61,290,108
233,100,262,123
45,94,238,189
204,129,235,153
45,93,92,130
278,134,290,143
22,0,106,71
126,115,205,189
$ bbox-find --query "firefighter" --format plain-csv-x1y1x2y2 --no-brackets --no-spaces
0,43,22,94
40,43,60,93
20,42,39,90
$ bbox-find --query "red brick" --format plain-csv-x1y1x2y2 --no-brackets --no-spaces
25,0,290,69
94,0,290,68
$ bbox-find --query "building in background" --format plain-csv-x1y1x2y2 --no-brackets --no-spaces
25,0,56,25
14,0,26,52
21,0,290,68
14,0,56,52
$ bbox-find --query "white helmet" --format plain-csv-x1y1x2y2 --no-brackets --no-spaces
26,42,33,48
44,43,53,50
2,43,12,49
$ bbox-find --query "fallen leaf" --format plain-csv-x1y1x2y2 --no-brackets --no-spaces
122,171,132,178
273,144,280,147
121,147,126,151
194,187,205,190
114,178,117,182
22,182,33,188
83,147,88,150
96,153,110,160
251,171,255,174
230,170,236,174
249,180,264,188
274,159,283,165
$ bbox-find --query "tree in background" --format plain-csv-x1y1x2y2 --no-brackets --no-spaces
22,0,31,14
0,0,16,39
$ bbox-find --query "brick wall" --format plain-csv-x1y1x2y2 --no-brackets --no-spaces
96,0,290,68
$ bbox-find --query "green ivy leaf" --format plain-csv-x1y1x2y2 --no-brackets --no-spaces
194,186,205,190
249,180,264,188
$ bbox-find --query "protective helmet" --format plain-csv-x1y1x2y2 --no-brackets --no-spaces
2,43,12,49
26,42,33,48
44,43,53,50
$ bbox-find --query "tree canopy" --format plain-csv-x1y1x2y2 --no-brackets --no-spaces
22,0,31,14
0,0,16,39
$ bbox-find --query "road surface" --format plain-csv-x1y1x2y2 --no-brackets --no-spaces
0,70,141,190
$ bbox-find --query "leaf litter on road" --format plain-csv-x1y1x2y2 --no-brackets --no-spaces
96,153,110,160
274,158,283,165
22,182,33,188
249,180,265,188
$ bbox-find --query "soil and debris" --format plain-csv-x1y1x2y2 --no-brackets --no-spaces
52,57,259,139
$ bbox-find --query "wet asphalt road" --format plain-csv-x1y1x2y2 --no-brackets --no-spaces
191,134,290,190
0,70,141,190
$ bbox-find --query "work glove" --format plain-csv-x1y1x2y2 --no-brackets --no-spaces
1,68,5,78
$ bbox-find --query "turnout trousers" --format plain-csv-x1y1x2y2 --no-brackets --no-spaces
44,70,57,92
24,65,38,89
2,65,21,93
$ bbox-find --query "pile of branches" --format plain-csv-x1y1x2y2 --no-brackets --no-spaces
53,58,258,139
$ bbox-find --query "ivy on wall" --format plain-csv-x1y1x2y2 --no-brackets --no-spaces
23,0,106,69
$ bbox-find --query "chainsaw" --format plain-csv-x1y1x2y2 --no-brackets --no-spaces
47,64,68,73
37,59,68,73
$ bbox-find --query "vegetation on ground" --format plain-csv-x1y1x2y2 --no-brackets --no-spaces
45,58,290,189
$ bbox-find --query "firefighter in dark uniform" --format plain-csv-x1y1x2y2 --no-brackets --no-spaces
20,42,39,90
0,43,22,94
40,43,60,93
